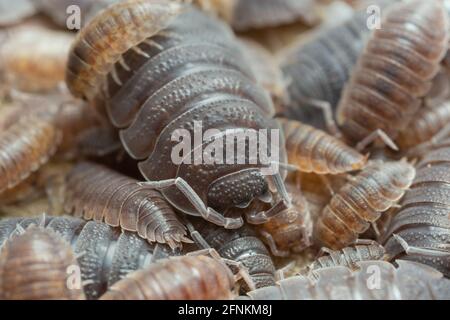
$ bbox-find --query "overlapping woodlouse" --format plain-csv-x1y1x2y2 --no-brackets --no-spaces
336,0,449,146
100,251,252,300
190,218,276,290
382,143,450,277
0,216,178,299
0,225,85,300
0,26,74,92
65,0,292,229
0,0,36,27
65,161,190,249
279,118,368,174
241,260,450,300
298,242,386,276
315,160,416,250
277,9,370,131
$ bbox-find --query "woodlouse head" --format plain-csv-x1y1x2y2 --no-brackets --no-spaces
66,0,184,100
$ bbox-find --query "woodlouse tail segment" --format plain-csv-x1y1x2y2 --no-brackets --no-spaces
65,0,184,100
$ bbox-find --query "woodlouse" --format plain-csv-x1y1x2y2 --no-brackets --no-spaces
0,225,85,300
315,160,416,250
65,161,190,249
241,260,450,300
382,144,450,277
336,0,450,146
0,216,178,299
280,118,368,174
66,1,291,229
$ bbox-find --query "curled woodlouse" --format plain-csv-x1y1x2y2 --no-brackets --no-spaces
0,26,74,92
382,144,450,277
279,118,368,174
241,260,450,300
315,160,416,250
66,1,291,229
100,251,250,300
190,218,276,290
0,0,36,27
65,161,190,249
0,225,85,300
336,0,449,146
0,216,178,299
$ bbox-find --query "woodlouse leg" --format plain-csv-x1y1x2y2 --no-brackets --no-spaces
183,218,211,249
131,46,150,58
222,258,256,292
393,234,450,257
139,178,244,229
356,129,398,151
315,246,334,259
245,199,287,224
406,124,450,157
302,98,342,137
268,171,292,206
110,65,122,86
142,39,163,50
118,56,130,71
259,230,290,257
319,175,335,196
354,239,379,246
275,261,296,281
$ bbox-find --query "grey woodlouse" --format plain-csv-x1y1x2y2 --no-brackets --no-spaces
65,1,291,229
241,260,450,300
0,224,85,300
0,216,178,299
315,160,416,250
382,144,450,277
336,0,450,146
65,161,190,249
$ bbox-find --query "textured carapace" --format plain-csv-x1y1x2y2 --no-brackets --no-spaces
0,216,177,299
241,260,450,300
100,255,235,300
315,160,416,250
0,110,61,194
0,26,74,92
279,118,367,174
0,0,36,26
66,0,183,100
65,161,189,249
299,243,386,276
0,225,85,300
336,0,449,144
278,10,370,131
66,1,289,229
382,144,450,277
192,218,276,290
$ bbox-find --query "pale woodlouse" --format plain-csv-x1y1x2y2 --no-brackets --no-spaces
241,260,450,300
382,143,450,277
0,216,178,299
0,225,85,300
65,1,291,229
336,0,450,146
315,160,416,250
65,161,190,249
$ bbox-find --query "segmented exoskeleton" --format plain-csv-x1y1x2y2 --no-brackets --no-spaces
0,225,85,300
241,260,450,300
315,160,416,250
337,0,449,145
66,1,291,229
382,144,450,277
190,218,276,290
279,118,367,174
0,216,177,299
65,161,190,249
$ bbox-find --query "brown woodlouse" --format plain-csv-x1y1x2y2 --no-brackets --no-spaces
65,161,190,249
100,251,252,300
0,216,178,299
0,225,85,300
382,144,450,277
190,218,276,290
315,160,416,250
241,260,450,300
336,0,449,146
279,118,368,174
66,1,291,229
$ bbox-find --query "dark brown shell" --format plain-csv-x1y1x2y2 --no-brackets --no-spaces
100,255,235,300
0,225,85,300
337,0,449,143
65,161,189,249
315,161,415,250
